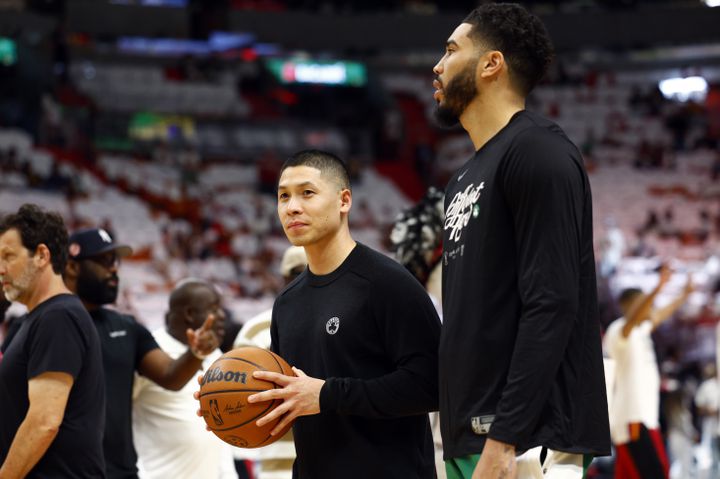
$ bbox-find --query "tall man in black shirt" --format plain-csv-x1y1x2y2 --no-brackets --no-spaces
63,228,220,479
432,4,610,478
0,204,106,478
246,150,441,478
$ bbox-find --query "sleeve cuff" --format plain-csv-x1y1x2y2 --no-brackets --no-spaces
319,378,337,413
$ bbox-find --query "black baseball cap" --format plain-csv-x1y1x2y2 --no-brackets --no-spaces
68,228,133,260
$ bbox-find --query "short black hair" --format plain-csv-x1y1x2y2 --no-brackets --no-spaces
279,149,351,191
463,3,554,96
618,288,643,310
0,203,69,274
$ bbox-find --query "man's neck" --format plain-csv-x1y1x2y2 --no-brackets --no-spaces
460,90,525,151
25,273,71,312
82,300,100,313
304,230,357,276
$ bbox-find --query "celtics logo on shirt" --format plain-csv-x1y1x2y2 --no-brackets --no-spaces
444,183,484,243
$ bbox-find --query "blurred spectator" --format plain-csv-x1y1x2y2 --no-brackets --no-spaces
604,267,693,479
132,279,237,479
599,217,625,277
694,363,719,479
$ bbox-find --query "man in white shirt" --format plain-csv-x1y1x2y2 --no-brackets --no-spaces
133,279,238,479
603,266,692,479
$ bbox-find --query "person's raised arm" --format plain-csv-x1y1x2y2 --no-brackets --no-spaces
139,314,218,391
651,274,693,330
621,265,671,338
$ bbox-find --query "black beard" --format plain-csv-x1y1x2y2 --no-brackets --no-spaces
433,59,479,128
76,272,118,305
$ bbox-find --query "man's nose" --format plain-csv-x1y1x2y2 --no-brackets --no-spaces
286,196,302,214
433,60,444,75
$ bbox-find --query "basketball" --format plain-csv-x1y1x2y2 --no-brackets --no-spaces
198,346,295,448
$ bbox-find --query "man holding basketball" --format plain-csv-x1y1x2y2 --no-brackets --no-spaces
0,204,106,478
433,4,610,478
247,149,441,478
63,228,220,479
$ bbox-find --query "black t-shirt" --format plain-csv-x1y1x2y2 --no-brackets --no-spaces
272,243,441,479
440,110,611,457
90,308,159,479
0,294,106,478
0,314,25,353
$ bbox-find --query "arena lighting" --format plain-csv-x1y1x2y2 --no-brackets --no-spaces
0,38,17,66
658,76,708,102
702,0,720,7
117,31,255,57
265,59,368,86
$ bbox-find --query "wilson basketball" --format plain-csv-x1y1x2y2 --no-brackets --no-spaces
199,346,295,448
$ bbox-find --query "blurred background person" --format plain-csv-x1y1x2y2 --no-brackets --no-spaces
63,227,220,479
390,186,445,478
604,266,693,479
132,278,236,479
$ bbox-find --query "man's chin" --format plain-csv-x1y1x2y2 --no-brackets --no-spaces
287,236,310,247
433,106,460,129
3,290,20,302
99,288,119,305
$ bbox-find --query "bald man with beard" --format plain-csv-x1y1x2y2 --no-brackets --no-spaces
132,278,236,479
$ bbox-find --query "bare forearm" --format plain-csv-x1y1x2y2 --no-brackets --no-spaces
0,417,59,479
472,438,517,479
156,350,203,391
653,292,690,327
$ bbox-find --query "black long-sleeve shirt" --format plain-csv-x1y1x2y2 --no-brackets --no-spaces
440,110,611,458
271,243,441,479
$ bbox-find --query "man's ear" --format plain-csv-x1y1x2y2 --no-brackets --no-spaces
340,188,352,214
479,50,505,80
34,244,52,269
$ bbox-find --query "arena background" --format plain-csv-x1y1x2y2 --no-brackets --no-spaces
2,1,720,477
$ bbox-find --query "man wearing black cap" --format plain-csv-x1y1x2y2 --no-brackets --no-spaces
63,227,220,479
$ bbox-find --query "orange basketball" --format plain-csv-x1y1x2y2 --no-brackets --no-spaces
198,346,295,448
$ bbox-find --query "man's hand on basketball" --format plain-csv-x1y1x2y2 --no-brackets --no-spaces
186,313,219,358
472,438,517,479
248,367,324,435
193,375,212,431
